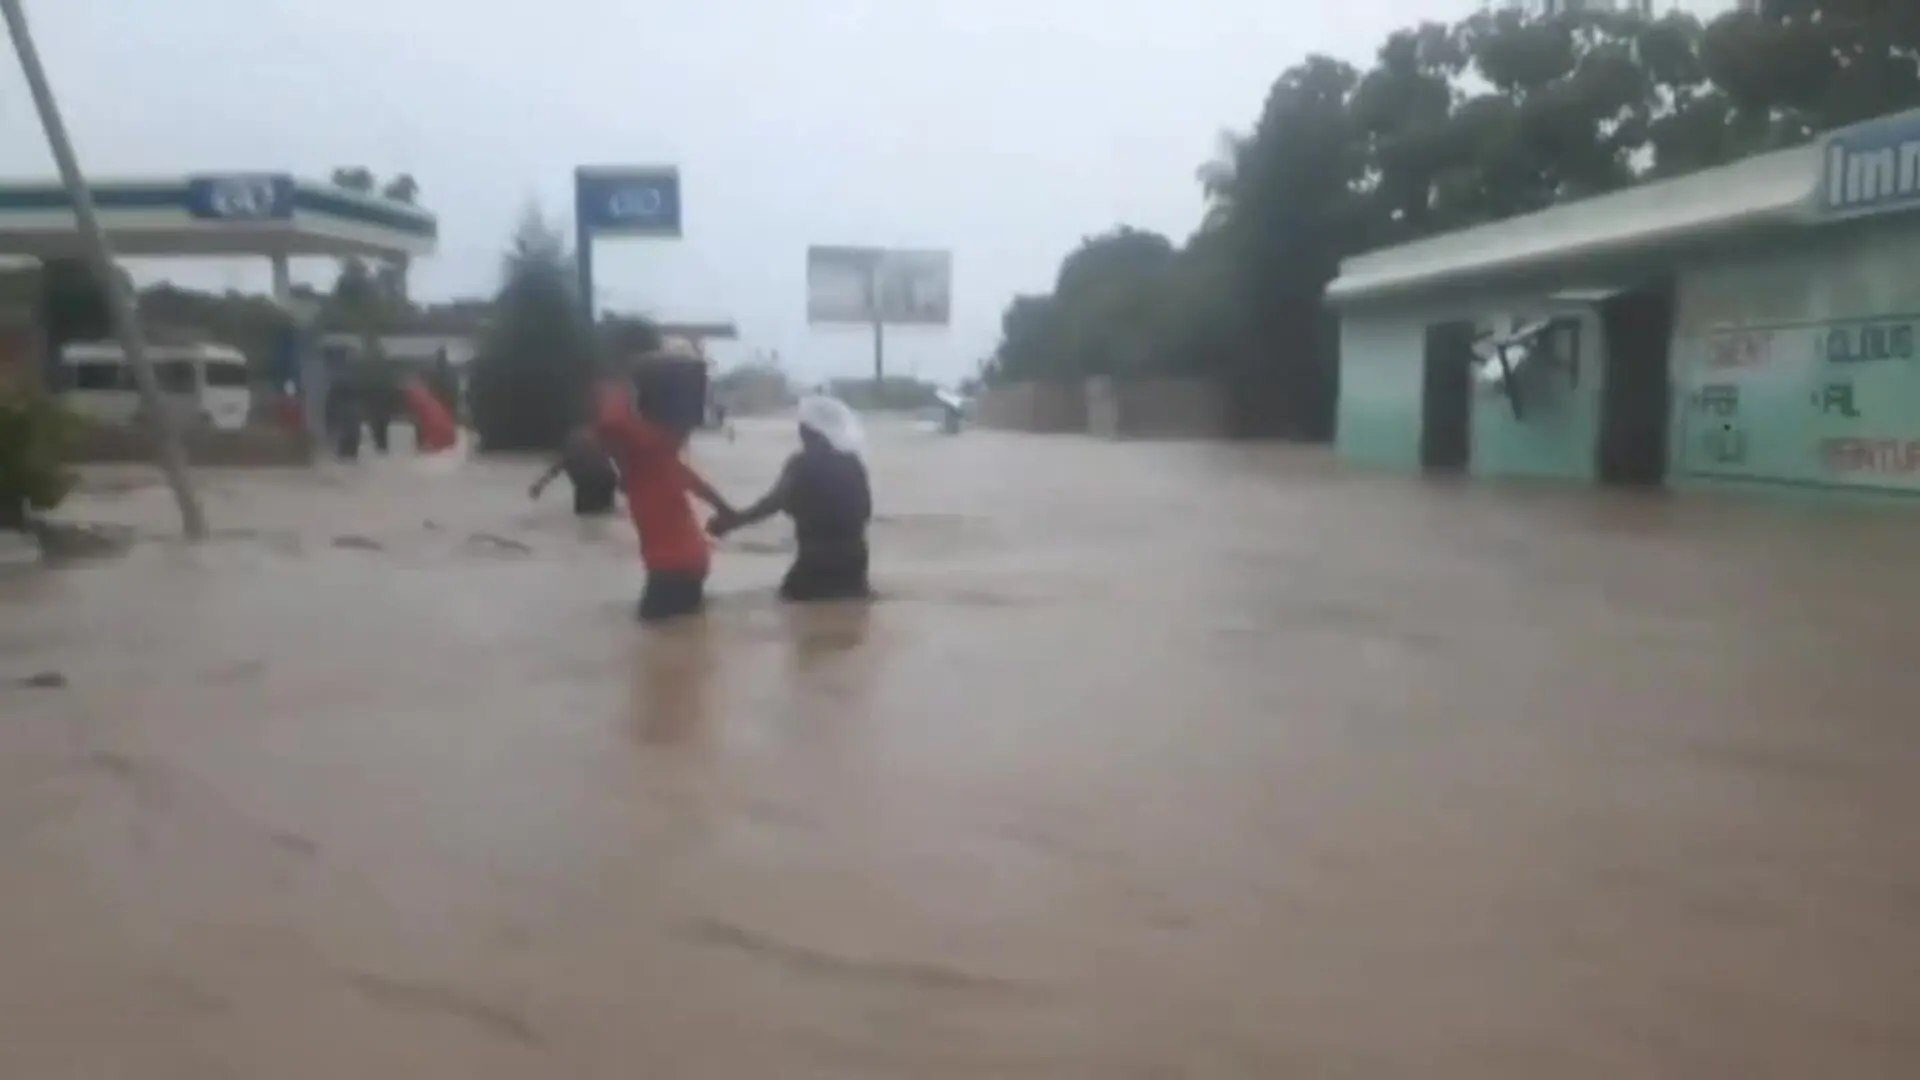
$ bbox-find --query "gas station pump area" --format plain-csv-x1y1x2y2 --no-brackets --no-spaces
0,172,436,462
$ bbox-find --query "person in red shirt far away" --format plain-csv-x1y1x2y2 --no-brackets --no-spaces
593,380,737,622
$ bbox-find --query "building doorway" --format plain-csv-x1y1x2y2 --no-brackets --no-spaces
1420,320,1475,472
1595,282,1676,487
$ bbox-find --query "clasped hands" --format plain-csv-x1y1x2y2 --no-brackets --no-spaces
706,509,742,538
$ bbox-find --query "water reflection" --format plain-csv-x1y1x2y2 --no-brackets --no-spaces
782,598,877,723
784,598,874,672
765,598,878,770
629,615,717,751
7,419,1920,1075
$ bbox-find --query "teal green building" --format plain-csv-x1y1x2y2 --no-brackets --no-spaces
1328,106,1920,497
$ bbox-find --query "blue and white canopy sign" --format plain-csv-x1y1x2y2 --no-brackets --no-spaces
186,173,295,221
574,165,681,237
1821,108,1920,220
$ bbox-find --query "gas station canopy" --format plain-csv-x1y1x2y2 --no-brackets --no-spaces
0,173,436,260
654,321,738,341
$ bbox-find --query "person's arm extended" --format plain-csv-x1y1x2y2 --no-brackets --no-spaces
719,458,796,533
598,400,734,514
528,457,566,498
678,460,736,517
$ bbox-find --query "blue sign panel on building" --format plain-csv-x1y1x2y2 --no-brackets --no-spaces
1821,109,1920,219
184,173,295,221
574,166,681,236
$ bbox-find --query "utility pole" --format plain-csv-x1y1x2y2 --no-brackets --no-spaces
1,0,206,540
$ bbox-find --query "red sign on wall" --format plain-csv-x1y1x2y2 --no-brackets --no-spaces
1820,437,1920,474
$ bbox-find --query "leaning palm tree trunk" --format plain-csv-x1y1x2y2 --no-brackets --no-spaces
0,0,205,539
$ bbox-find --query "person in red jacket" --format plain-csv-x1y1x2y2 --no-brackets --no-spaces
593,381,736,621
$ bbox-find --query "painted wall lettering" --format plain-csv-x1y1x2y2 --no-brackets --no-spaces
1703,331,1771,370
1702,424,1747,465
1823,321,1915,364
1692,383,1739,416
1820,438,1920,473
1815,381,1861,417
1823,125,1920,216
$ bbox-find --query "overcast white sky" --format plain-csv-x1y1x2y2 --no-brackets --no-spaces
0,0,1727,382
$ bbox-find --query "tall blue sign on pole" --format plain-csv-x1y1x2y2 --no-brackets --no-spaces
573,165,682,324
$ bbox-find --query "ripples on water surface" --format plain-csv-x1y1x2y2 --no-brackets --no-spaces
1,417,1917,1077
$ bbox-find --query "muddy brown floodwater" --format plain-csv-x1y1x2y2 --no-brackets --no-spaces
2,416,1918,1077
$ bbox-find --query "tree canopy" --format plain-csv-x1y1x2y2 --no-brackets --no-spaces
466,205,601,452
983,0,1920,438
327,167,421,335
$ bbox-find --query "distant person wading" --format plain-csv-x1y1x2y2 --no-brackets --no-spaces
529,425,621,516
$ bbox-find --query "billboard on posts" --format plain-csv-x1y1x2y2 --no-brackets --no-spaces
806,245,951,326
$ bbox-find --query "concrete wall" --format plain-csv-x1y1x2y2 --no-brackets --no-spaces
1336,295,1604,482
1335,314,1426,469
68,422,310,467
1670,216,1920,497
975,378,1227,437
1337,214,1920,498
1084,376,1228,439
971,381,1088,433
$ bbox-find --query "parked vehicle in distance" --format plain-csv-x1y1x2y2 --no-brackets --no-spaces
55,341,252,431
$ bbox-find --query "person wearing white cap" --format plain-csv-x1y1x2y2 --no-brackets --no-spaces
708,395,873,601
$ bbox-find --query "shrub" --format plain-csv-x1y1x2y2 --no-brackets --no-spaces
0,387,78,530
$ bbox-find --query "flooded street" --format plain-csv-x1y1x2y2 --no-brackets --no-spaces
2,416,1917,1077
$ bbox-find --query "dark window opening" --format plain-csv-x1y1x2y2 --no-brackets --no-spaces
1421,321,1474,472
67,362,126,391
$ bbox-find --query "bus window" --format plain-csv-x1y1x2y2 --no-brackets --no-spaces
203,362,250,389
155,360,197,394
69,361,125,391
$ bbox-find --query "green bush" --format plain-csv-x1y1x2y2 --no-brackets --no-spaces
0,387,78,530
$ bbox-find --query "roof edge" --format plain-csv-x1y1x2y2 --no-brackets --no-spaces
1327,144,1820,307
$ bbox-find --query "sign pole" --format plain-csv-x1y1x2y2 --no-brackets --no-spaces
866,261,885,386
573,165,681,377
0,0,206,540
575,218,595,328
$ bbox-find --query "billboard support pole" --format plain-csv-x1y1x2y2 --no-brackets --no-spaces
863,262,885,385
572,164,682,363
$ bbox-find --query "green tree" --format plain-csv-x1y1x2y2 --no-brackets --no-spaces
137,284,291,373
983,293,1064,384
1205,55,1366,437
0,386,77,531
1052,227,1180,376
1347,22,1469,244
325,168,422,369
466,204,599,452
1700,0,1920,138
1433,10,1706,223
1195,131,1246,233
985,228,1194,384
993,1,1919,440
